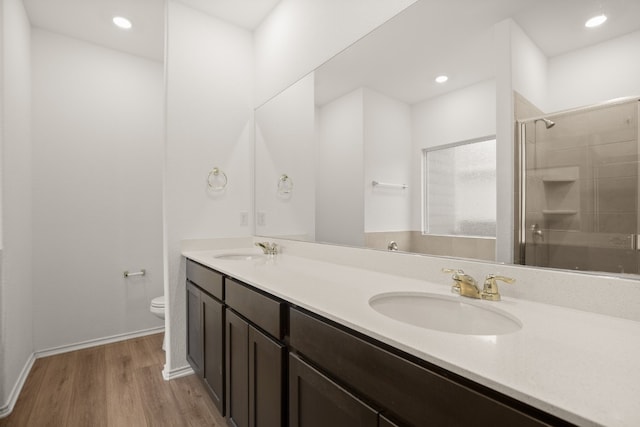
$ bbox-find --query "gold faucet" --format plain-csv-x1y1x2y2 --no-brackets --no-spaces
481,274,515,301
442,268,481,299
255,241,278,255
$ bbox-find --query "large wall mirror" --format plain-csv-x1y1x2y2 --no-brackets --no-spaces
255,0,640,277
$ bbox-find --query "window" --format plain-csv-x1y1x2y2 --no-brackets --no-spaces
423,137,496,237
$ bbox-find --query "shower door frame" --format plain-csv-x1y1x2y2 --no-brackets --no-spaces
515,96,640,269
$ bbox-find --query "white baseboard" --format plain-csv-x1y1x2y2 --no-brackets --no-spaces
35,326,165,358
0,353,36,419
163,364,194,380
0,326,165,419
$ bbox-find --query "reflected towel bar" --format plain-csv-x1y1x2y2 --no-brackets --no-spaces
372,180,408,189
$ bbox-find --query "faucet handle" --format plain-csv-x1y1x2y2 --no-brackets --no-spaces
481,274,515,301
442,268,471,294
442,268,462,294
442,268,477,282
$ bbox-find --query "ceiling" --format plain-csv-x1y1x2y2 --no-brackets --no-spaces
314,0,640,106
23,0,281,62
22,0,640,96
176,0,281,30
24,0,166,61
513,0,640,57
315,0,524,106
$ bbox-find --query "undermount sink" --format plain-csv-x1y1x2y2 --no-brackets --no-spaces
369,292,522,336
213,253,265,261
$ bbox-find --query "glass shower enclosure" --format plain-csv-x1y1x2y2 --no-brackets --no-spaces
517,98,640,274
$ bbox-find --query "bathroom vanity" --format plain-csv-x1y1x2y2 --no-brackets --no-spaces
183,247,640,426
185,257,555,426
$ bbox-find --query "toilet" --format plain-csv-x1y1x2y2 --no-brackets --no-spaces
150,295,166,351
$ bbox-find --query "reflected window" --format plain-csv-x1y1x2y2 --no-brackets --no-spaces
423,137,496,237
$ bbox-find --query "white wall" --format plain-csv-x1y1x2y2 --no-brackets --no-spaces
165,1,253,375
507,24,640,116
316,87,413,243
254,0,418,106
411,79,497,231
255,73,315,240
316,89,364,246
363,88,412,233
412,79,497,148
0,0,33,413
547,30,640,112
510,21,548,112
31,29,164,351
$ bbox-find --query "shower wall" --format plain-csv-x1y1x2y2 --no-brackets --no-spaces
522,100,639,274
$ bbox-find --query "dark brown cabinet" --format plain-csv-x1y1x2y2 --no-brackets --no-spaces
202,292,224,412
186,282,203,375
226,280,285,427
186,260,225,415
379,415,400,427
249,326,285,427
289,353,378,427
226,310,249,427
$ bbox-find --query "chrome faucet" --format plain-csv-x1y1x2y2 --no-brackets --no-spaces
255,241,278,255
442,268,481,299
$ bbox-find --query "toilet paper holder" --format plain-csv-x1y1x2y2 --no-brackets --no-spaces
124,269,146,278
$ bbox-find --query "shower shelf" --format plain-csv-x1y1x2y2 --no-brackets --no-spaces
542,209,578,215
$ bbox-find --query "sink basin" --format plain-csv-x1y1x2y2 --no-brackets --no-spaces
369,292,521,335
213,253,265,261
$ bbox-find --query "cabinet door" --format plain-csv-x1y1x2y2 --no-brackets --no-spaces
226,310,249,427
289,353,378,427
249,326,285,427
202,292,224,414
186,282,203,375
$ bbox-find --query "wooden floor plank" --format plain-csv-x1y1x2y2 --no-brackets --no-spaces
128,334,164,369
24,350,78,426
0,333,224,427
67,346,108,427
104,340,147,427
169,374,227,426
134,365,186,427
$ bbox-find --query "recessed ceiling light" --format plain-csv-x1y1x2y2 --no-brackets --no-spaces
113,16,133,30
585,14,607,28
435,75,448,84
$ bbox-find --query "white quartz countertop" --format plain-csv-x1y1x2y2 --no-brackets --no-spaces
183,248,640,427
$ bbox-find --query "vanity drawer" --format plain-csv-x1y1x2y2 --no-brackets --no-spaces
186,259,224,300
289,307,552,427
226,278,284,340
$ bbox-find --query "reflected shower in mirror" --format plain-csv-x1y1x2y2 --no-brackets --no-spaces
254,0,640,278
518,98,639,274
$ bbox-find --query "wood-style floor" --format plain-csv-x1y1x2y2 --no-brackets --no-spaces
0,333,226,427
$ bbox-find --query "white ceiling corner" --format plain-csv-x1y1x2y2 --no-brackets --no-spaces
176,0,282,30
24,0,165,61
